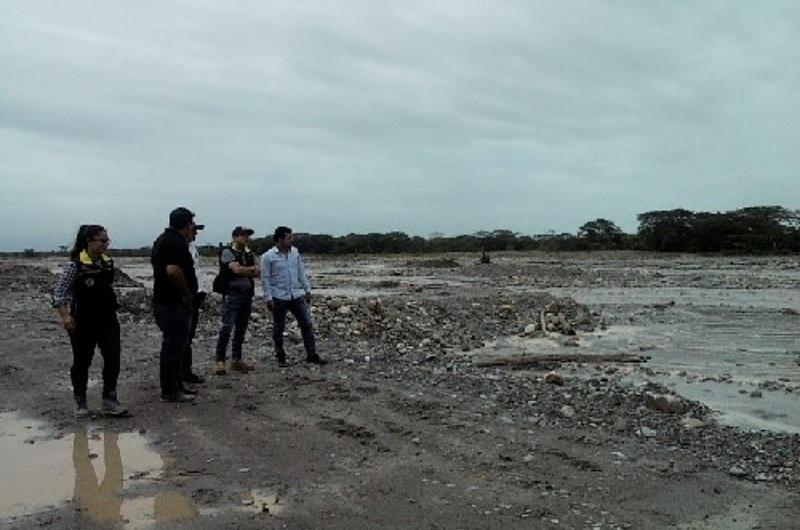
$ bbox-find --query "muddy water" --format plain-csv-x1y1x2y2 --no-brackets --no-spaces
0,412,198,526
518,284,800,433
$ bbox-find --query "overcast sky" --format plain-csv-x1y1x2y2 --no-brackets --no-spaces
1,1,798,250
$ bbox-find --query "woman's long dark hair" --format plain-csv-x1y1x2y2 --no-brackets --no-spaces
69,224,106,261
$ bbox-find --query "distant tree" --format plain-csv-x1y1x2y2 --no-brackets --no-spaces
636,208,696,252
578,218,624,249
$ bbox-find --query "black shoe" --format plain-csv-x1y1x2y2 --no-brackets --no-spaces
183,372,205,384
74,396,89,418
102,392,129,417
306,355,327,365
277,357,288,368
179,385,199,395
160,392,196,403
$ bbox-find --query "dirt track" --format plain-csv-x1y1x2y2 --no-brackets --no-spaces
1,252,799,529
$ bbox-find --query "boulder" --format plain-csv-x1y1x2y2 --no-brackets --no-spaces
544,372,565,386
644,392,685,414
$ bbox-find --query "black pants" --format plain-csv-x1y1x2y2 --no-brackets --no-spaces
69,313,120,399
182,291,205,378
154,303,192,396
272,298,316,359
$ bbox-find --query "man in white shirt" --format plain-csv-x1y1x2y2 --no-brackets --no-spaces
260,226,325,367
183,224,206,384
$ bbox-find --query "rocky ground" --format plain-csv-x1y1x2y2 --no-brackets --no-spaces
1,252,799,529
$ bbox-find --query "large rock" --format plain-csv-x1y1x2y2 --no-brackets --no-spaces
544,372,565,386
326,299,344,310
644,392,685,414
367,299,384,315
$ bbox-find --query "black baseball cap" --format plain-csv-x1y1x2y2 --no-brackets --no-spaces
169,207,199,230
232,226,254,237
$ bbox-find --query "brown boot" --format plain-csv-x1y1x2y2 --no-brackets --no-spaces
230,360,254,373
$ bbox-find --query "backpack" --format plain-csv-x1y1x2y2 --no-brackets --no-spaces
211,248,230,294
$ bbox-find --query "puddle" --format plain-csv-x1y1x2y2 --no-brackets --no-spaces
658,378,800,434
0,412,198,527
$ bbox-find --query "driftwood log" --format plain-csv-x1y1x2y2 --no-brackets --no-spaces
474,353,649,368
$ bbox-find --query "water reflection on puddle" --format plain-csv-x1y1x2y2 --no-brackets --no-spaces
0,412,197,527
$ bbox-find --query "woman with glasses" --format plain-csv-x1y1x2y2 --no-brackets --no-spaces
53,225,128,418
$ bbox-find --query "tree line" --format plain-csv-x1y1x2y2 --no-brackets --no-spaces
13,205,799,258
237,205,799,255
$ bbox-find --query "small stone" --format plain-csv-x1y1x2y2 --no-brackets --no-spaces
337,306,352,316
680,417,705,430
238,467,250,473
749,390,763,398
638,427,657,438
560,405,576,418
728,465,747,478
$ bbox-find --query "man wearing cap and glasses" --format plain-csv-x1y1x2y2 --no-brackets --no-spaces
151,207,200,402
213,226,259,375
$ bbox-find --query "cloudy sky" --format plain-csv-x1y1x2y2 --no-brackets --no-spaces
1,1,798,250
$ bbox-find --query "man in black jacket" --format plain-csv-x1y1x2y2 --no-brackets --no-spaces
151,207,199,402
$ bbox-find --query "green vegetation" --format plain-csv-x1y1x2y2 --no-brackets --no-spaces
15,205,800,257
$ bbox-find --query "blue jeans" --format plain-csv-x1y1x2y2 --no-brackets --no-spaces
215,292,252,361
153,303,192,396
272,298,316,359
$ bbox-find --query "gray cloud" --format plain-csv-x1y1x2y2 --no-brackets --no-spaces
1,0,798,250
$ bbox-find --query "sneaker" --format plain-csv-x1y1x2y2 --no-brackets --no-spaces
183,372,205,384
230,360,253,373
306,355,327,365
214,361,226,375
102,393,129,417
74,397,89,418
160,392,196,403
277,357,289,368
178,384,198,395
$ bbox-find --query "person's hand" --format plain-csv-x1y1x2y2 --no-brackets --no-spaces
61,314,76,332
266,299,274,313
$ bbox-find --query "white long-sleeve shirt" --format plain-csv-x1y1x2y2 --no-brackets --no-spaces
260,246,310,301
189,241,205,293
